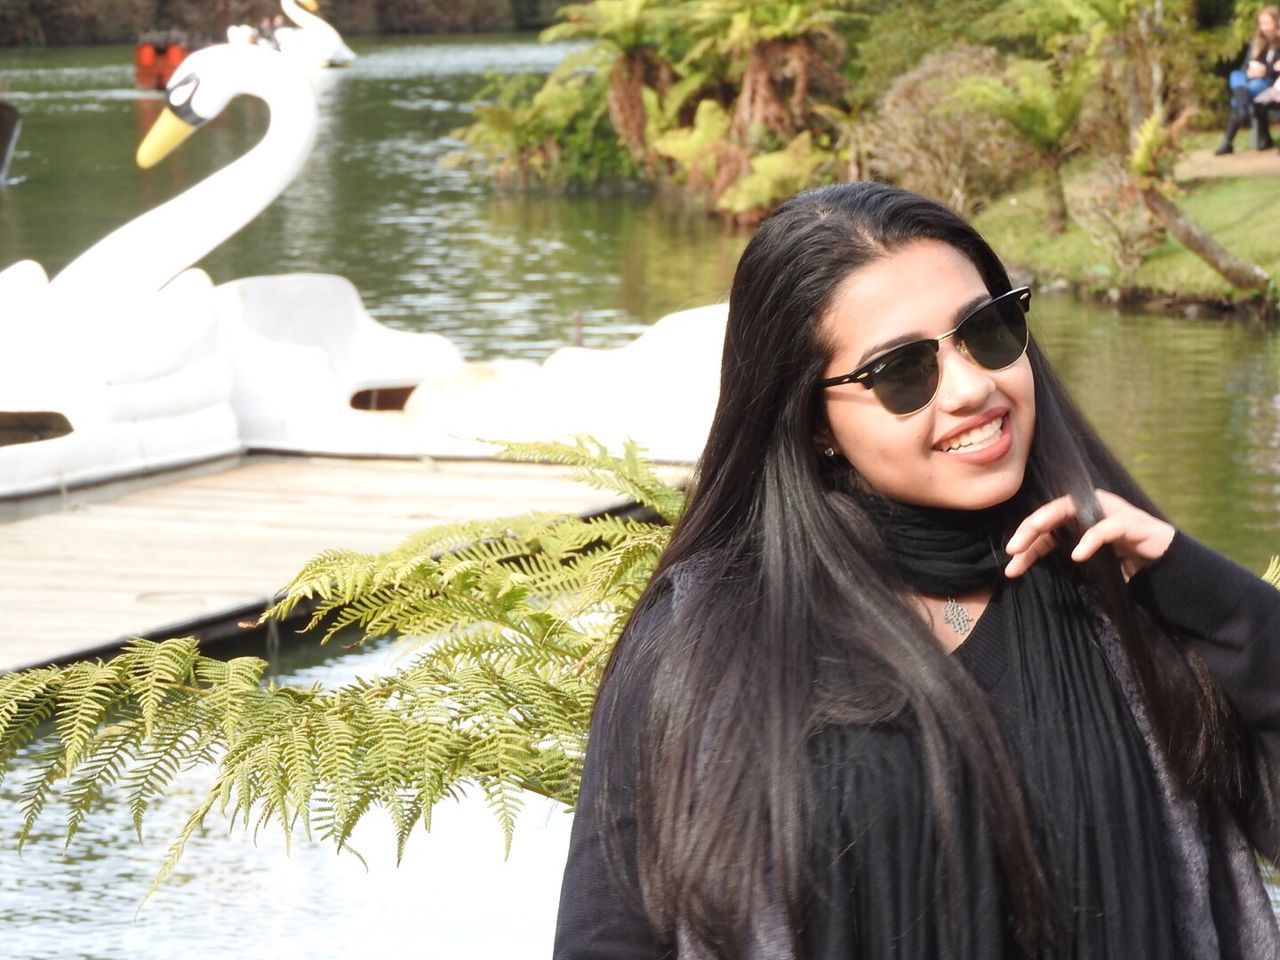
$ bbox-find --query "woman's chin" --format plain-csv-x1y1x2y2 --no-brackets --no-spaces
905,467,1027,512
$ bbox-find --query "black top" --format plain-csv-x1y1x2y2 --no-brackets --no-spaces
1238,41,1280,81
553,533,1280,958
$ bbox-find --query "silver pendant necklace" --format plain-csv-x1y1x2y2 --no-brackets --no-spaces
942,597,973,636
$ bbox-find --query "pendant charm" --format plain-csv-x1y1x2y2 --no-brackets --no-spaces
943,597,972,636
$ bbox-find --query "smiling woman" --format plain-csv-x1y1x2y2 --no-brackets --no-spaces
553,181,1280,959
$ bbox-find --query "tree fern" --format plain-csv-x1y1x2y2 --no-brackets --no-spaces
0,437,681,894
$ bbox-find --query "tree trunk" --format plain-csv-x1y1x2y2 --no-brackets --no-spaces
1134,5,1164,118
1044,158,1068,235
1141,186,1270,290
607,52,648,163
1150,0,1166,116
788,41,811,121
1122,50,1146,148
732,42,792,142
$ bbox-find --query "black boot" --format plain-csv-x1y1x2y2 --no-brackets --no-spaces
1216,87,1253,154
1215,115,1242,154
1252,103,1275,150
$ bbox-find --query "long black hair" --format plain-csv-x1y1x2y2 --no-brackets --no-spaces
602,182,1267,957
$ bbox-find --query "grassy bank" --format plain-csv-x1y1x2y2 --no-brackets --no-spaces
974,136,1280,312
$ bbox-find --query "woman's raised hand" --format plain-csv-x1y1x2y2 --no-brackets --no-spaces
1004,489,1176,581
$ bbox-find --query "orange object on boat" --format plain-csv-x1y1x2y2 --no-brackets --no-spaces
135,32,192,90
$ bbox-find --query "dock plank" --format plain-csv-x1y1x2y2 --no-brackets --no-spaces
0,455,651,673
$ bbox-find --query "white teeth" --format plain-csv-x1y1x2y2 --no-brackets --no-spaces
943,416,1004,453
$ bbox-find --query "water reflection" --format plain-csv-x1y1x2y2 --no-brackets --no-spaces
1030,296,1280,569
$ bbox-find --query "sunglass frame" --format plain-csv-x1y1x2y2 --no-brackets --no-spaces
816,286,1032,414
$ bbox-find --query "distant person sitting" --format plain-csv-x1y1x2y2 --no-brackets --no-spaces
1215,5,1280,154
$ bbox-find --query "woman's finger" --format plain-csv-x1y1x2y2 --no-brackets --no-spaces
1091,489,1175,561
1070,515,1130,563
1005,488,1173,579
1005,495,1077,554
1004,531,1056,578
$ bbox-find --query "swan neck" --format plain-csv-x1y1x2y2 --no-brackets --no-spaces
282,0,323,31
51,68,317,299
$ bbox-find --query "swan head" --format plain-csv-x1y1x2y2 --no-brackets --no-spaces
136,43,305,169
136,71,205,169
298,0,320,10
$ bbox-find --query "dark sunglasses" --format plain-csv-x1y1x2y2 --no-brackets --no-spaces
817,287,1031,415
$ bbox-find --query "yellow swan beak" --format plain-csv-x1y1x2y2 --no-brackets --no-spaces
299,0,319,10
136,107,198,169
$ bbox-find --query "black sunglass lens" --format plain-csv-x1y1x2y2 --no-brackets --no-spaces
961,299,1028,370
872,344,940,415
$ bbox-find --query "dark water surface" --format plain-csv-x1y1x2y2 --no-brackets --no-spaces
1,32,1279,957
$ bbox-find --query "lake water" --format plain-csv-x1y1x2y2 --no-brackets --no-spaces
0,34,747,359
1,32,1278,957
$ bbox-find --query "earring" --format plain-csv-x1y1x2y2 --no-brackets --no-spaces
823,447,836,458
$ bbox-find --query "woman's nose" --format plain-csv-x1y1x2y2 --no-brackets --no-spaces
934,345,995,412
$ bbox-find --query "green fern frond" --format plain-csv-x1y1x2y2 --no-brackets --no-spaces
64,724,137,844
144,785,222,908
497,436,687,524
0,669,61,788
1,433,681,897
124,716,200,841
54,660,127,771
1263,556,1280,588
125,637,201,738
19,747,68,851
584,527,671,601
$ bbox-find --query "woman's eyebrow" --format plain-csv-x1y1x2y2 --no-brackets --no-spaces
854,292,994,368
855,332,922,368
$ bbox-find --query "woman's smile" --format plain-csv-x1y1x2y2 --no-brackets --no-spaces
935,408,1007,455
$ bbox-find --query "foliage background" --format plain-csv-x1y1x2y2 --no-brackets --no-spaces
441,0,1277,298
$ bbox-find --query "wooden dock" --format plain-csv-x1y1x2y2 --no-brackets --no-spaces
0,455,648,674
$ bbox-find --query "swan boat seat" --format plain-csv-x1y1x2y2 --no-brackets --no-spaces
213,272,464,456
0,269,241,500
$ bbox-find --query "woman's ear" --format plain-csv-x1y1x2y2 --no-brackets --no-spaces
813,427,838,459
813,398,840,458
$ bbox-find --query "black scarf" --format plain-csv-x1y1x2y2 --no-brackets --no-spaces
863,496,1009,597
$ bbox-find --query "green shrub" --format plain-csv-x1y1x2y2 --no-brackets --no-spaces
866,45,1037,217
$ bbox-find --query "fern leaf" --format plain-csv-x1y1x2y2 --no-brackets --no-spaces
121,636,200,738
18,747,67,851
142,785,222,910
497,436,686,523
64,723,138,845
0,433,684,896
1263,556,1280,588
54,660,126,771
124,716,201,841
